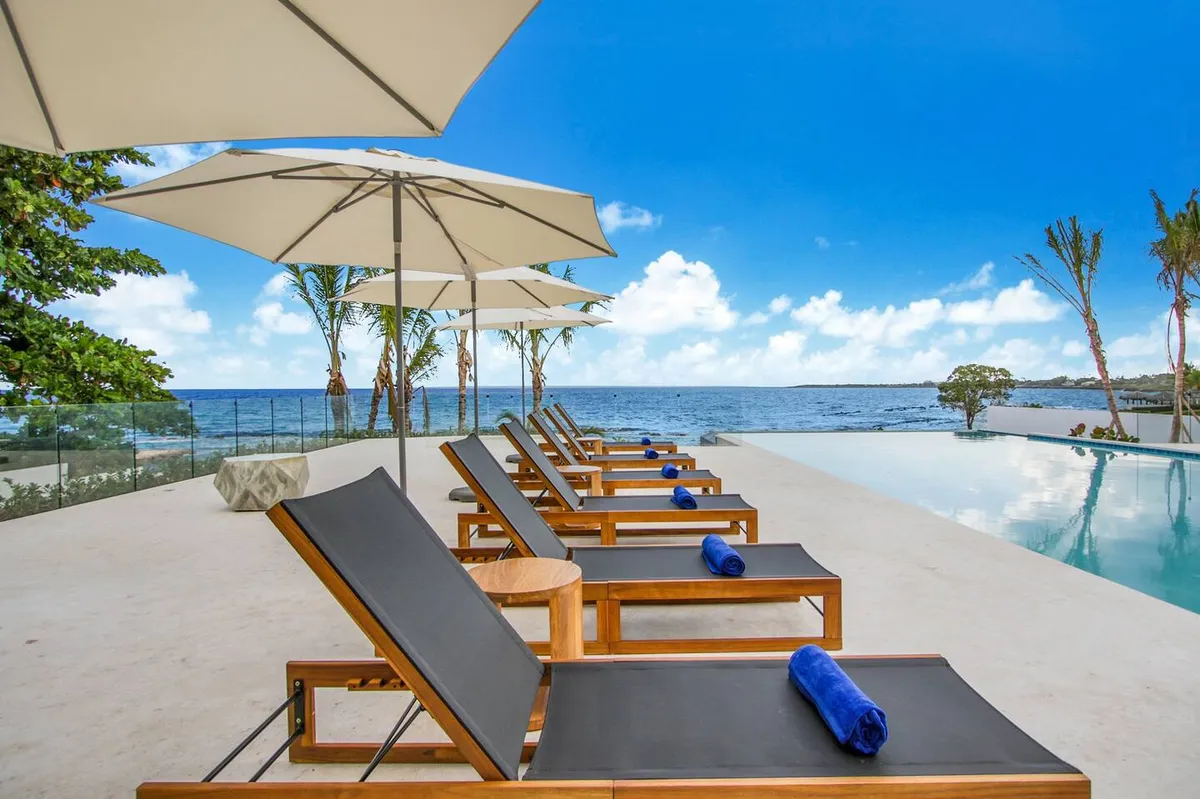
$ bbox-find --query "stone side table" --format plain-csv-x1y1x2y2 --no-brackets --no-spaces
214,453,310,511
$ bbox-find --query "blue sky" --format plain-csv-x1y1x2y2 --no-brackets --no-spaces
67,0,1200,389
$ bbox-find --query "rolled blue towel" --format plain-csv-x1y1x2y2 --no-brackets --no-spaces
641,436,652,446
672,484,698,510
644,448,659,459
661,463,679,479
700,533,745,576
789,645,889,755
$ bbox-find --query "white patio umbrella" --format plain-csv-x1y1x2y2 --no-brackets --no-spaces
94,147,615,490
0,0,539,153
438,306,610,423
337,267,610,432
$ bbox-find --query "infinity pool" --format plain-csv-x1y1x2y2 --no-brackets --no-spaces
739,431,1200,614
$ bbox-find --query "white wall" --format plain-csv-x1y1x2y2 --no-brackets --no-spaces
984,405,1199,443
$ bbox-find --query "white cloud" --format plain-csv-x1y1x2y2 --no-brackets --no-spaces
743,294,792,326
607,250,738,334
64,271,211,357
939,261,994,295
248,302,311,345
979,338,1046,372
1062,340,1087,357
790,290,944,347
814,236,831,250
597,201,661,233
945,279,1063,325
260,271,291,298
112,142,229,184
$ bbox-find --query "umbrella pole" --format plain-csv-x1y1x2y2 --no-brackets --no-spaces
471,282,479,435
519,323,527,423
391,177,407,491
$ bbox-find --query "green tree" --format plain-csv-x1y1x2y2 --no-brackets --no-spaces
1150,189,1200,443
936,363,1016,429
399,308,443,433
283,264,362,433
0,146,178,405
440,310,472,433
1017,217,1127,437
362,303,399,433
496,263,604,414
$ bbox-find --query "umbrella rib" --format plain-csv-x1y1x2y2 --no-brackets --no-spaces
428,282,452,309
514,282,552,308
404,185,473,273
106,163,339,201
275,0,438,135
273,174,390,183
1,0,63,153
334,180,389,213
273,176,376,263
400,179,504,208
443,179,617,257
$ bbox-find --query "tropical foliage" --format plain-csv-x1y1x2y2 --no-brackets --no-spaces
1017,217,1127,437
0,146,178,406
936,363,1015,429
1150,189,1200,442
496,263,604,414
398,307,443,433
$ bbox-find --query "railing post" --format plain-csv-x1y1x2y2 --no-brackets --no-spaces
300,397,305,454
131,402,138,491
234,399,240,457
270,398,276,454
54,405,62,510
190,401,196,478
324,395,329,450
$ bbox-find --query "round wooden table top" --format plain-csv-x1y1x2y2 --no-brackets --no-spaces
470,558,582,604
557,464,601,475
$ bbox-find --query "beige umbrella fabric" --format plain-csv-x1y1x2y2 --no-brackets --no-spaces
0,0,539,153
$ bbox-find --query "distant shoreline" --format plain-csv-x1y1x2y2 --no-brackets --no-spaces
787,383,1108,390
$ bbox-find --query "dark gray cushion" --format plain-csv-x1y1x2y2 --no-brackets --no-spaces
569,543,833,582
527,658,1079,780
592,452,693,463
444,435,570,560
279,468,542,780
529,411,578,465
579,494,753,512
502,420,581,508
601,469,717,482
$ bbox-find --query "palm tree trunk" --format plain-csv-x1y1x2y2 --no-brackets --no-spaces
1172,299,1187,442
366,335,393,432
529,338,544,414
456,330,470,434
1085,315,1127,438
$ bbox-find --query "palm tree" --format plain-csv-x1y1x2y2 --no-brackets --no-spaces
399,307,443,434
1017,218,1127,438
283,264,362,434
442,311,472,433
1150,189,1200,443
362,304,399,433
496,263,605,414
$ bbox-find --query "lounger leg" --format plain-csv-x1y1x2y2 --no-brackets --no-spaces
744,513,759,544
600,521,618,546
457,517,470,549
823,591,843,649
595,599,621,652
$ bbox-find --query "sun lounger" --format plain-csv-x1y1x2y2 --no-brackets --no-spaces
529,410,697,470
503,419,722,496
549,402,679,454
136,468,1088,796
447,434,756,546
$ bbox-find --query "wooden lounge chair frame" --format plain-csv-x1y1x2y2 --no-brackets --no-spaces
502,422,722,496
446,436,757,547
550,402,680,454
442,438,840,655
136,471,1089,798
528,410,697,471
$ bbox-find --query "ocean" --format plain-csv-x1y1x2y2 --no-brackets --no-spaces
168,386,1114,446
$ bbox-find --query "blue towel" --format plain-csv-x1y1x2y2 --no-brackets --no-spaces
641,436,652,445
700,533,745,576
661,463,679,479
788,645,889,755
672,484,698,510
644,448,659,459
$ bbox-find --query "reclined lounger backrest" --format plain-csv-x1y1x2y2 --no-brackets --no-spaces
274,468,541,781
501,420,583,510
544,407,590,460
443,434,571,561
553,402,583,436
528,411,580,466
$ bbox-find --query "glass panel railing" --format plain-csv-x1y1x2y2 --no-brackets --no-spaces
192,399,238,476
0,404,63,519
55,402,135,508
132,400,195,488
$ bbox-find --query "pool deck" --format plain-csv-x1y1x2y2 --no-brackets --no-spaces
1,435,1198,797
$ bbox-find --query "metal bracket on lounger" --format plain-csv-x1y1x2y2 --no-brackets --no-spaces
359,697,426,781
202,684,305,783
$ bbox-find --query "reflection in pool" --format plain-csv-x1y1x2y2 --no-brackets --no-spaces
739,431,1200,614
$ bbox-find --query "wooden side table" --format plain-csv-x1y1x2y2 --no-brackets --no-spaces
470,558,583,661
557,464,602,496
575,434,604,456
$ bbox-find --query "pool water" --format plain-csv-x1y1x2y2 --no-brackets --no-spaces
740,431,1200,614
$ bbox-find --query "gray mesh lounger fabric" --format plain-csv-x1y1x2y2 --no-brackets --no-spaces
545,406,674,448
279,469,543,779
590,452,694,463
601,469,718,482
526,658,1080,781
569,543,832,582
580,494,753,512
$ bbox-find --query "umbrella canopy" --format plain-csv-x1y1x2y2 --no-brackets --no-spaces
437,306,610,331
437,306,609,439
1,0,539,153
93,147,615,272
337,266,611,309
